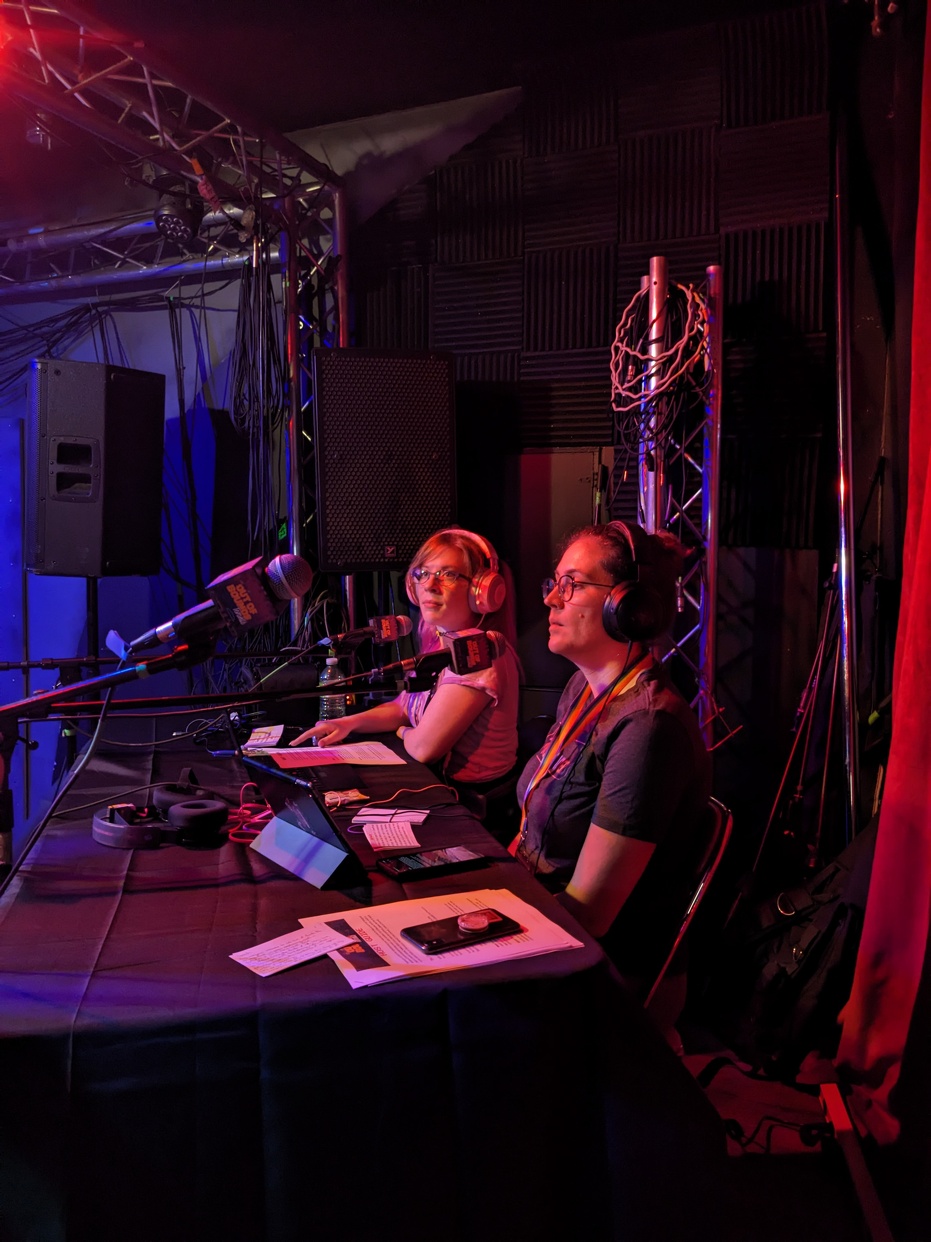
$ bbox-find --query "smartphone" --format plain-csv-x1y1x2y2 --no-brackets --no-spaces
400,908,523,954
376,845,487,881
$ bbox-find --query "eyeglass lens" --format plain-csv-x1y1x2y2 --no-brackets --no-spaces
413,568,461,585
541,576,575,600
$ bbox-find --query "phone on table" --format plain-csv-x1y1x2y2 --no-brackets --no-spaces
376,845,486,881
400,908,523,954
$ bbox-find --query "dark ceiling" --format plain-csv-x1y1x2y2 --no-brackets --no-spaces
0,0,802,238
76,0,780,132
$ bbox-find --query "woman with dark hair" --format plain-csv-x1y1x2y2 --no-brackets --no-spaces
513,520,711,1005
292,528,520,789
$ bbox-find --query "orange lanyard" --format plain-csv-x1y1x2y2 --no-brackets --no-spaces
516,654,653,850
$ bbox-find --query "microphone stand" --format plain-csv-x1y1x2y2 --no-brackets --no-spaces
0,650,449,886
0,642,215,888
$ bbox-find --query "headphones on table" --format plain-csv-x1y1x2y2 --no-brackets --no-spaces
406,528,507,616
601,521,670,644
92,767,229,849
92,800,229,849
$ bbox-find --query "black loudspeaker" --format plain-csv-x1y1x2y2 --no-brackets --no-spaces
311,349,455,572
26,358,166,577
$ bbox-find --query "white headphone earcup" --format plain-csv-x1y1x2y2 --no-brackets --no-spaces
469,569,507,615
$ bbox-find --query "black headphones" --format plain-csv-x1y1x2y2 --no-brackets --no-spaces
601,521,670,643
92,800,229,849
406,528,507,616
92,768,229,849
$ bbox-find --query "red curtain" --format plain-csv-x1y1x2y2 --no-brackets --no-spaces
836,24,931,1145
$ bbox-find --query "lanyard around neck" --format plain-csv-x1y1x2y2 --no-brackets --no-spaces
517,653,653,847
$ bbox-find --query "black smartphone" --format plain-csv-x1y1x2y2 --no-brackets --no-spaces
376,845,487,881
400,908,523,954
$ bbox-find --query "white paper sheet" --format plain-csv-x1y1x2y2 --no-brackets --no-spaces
242,723,285,751
361,822,420,851
273,741,407,768
230,923,356,976
299,888,584,989
351,807,430,824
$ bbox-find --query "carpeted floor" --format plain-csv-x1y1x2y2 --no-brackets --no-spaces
680,1037,881,1242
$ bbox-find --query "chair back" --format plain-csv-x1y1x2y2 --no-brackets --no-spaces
644,796,733,1009
517,713,556,765
458,714,555,845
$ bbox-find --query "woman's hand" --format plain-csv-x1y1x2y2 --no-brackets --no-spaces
290,717,356,747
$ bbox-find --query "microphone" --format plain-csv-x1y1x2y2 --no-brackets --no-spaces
122,555,313,654
373,629,504,680
320,615,413,649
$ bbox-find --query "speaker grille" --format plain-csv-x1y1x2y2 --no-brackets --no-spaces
311,349,455,572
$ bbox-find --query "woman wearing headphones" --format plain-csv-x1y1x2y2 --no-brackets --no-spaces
514,521,711,1004
293,528,521,792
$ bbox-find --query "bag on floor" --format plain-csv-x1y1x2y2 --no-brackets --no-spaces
718,816,877,1079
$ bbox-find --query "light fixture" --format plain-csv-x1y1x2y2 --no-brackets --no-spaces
153,192,202,243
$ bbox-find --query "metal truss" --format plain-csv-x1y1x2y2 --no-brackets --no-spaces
0,212,268,296
622,261,725,750
0,1,340,292
0,2,349,593
657,373,718,741
281,193,348,603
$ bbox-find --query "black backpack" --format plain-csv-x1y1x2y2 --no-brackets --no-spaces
714,817,878,1080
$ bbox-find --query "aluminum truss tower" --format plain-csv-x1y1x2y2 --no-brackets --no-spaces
615,259,724,749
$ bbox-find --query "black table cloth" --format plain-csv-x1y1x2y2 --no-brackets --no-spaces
0,733,728,1242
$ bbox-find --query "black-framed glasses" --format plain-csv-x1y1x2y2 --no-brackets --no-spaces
410,567,469,587
541,574,613,602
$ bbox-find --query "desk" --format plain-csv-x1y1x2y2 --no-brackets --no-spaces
0,734,727,1242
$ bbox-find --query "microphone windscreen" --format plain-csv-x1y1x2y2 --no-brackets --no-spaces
368,614,413,643
267,554,313,600
439,628,505,675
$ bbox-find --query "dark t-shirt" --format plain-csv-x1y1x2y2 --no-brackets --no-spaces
515,664,711,988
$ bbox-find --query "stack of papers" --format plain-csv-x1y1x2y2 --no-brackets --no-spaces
230,888,583,985
303,888,584,989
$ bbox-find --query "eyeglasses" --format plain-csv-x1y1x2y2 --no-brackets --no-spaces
541,574,613,602
410,568,469,587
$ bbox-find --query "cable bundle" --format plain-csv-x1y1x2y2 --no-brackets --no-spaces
609,280,711,462
227,251,288,550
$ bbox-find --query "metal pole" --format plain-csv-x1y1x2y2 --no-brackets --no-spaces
701,264,723,747
332,187,351,348
280,197,305,637
834,112,860,840
640,255,668,534
330,185,355,628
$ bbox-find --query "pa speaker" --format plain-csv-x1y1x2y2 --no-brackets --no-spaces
26,358,166,577
311,349,455,572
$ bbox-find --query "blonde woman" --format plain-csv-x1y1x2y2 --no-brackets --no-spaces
292,528,520,791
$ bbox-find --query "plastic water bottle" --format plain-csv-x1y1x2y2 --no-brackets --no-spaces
318,656,347,720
